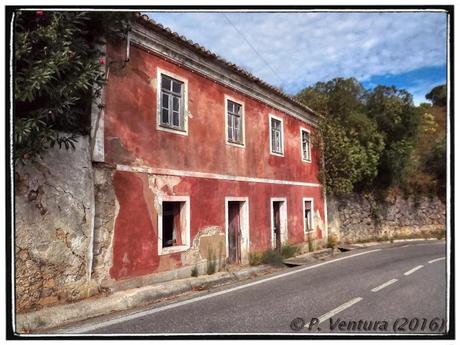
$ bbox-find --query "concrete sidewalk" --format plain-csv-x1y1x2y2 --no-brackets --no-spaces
16,265,274,333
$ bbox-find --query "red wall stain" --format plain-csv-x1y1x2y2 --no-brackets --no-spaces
110,171,159,279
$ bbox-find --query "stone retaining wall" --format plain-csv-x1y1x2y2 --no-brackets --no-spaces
15,135,96,312
327,193,446,243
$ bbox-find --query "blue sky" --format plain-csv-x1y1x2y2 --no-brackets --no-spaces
146,11,447,105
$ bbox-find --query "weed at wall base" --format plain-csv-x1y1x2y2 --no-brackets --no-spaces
206,248,217,275
191,265,198,277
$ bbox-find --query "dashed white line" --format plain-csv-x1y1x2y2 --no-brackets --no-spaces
428,257,445,264
404,265,424,276
305,297,363,328
371,278,398,292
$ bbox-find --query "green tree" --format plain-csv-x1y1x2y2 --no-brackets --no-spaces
296,78,384,195
14,10,132,161
425,84,447,107
423,136,446,192
366,86,422,189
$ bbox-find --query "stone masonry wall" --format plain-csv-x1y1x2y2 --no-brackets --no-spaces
327,193,446,243
91,164,117,289
15,135,95,312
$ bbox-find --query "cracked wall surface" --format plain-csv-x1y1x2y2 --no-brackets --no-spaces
91,165,117,288
15,135,94,312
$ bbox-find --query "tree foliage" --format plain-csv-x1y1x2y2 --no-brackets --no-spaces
425,84,447,107
366,86,422,189
402,85,447,200
296,78,434,196
14,10,132,161
297,78,384,195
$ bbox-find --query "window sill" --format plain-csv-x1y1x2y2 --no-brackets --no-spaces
157,124,188,136
270,150,284,157
159,245,190,256
302,159,312,163
226,140,245,148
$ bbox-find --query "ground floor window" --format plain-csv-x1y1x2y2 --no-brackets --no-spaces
158,196,190,255
303,198,314,233
162,201,183,247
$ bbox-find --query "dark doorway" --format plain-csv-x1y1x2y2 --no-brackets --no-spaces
227,201,242,264
273,201,282,252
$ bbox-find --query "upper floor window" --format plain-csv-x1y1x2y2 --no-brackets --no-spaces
269,114,284,156
157,69,188,135
225,96,245,147
301,128,311,162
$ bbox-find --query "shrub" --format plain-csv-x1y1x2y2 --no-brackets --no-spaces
436,229,445,240
281,243,298,259
261,249,284,266
326,234,339,248
428,229,445,240
249,252,263,266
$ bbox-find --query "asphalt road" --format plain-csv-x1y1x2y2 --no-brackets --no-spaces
65,241,447,335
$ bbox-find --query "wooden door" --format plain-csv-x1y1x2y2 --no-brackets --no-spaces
228,202,241,263
273,202,281,252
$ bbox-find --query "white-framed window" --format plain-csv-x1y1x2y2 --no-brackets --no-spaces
156,68,188,135
269,114,284,156
300,127,311,162
225,96,245,147
303,198,314,233
157,196,190,255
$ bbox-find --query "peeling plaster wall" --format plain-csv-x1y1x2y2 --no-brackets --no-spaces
327,193,446,242
15,135,95,312
107,170,326,281
91,40,328,283
91,164,117,287
101,41,327,282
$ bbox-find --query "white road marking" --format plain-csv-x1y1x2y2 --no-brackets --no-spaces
305,297,363,328
404,265,424,276
428,257,445,264
370,278,398,292
61,249,382,334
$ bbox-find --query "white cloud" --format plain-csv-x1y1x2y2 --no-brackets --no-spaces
146,11,447,97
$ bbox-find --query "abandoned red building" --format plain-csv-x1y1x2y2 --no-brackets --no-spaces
91,14,327,282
